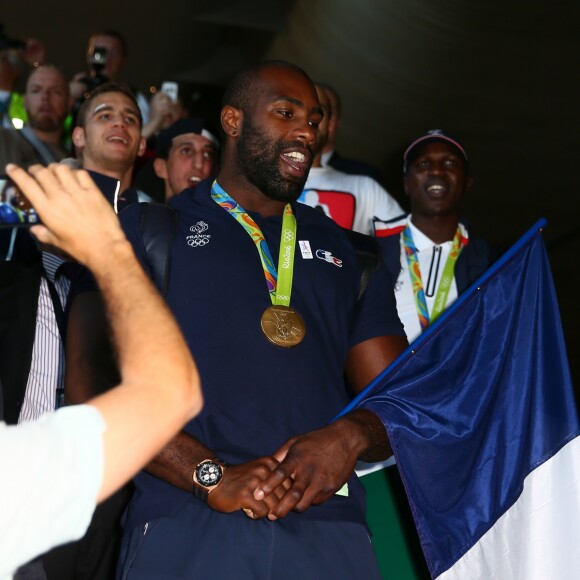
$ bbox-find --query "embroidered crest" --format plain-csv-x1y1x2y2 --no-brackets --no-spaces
186,221,211,247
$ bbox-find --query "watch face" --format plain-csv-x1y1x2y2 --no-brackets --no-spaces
196,461,223,488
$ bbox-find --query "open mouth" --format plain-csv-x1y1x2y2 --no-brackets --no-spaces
281,149,311,176
426,182,447,197
107,135,129,145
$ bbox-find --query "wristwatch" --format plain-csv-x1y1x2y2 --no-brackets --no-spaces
192,458,227,502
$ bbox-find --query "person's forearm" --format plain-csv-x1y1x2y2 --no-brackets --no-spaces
253,409,391,518
146,431,291,519
84,241,203,501
331,409,391,463
91,392,204,502
146,431,216,493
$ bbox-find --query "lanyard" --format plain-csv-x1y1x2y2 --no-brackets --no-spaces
210,181,297,307
402,225,463,330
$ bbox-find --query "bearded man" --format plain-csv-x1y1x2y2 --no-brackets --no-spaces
67,60,408,579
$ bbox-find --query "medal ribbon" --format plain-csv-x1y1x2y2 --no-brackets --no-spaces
211,181,297,306
402,225,463,330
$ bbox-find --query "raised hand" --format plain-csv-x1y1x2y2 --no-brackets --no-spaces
6,163,126,267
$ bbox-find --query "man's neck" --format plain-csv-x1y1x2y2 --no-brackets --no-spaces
410,214,460,245
216,171,286,218
82,160,134,193
312,152,323,168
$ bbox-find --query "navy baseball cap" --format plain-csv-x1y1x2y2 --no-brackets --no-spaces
403,129,468,174
156,118,220,158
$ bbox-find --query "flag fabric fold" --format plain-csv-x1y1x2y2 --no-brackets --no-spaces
338,219,580,578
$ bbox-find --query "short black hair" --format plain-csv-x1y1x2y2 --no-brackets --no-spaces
76,82,141,128
222,60,311,113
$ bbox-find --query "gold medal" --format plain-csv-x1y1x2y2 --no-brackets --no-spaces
260,305,306,348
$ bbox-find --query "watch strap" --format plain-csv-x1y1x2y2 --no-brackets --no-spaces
193,483,210,502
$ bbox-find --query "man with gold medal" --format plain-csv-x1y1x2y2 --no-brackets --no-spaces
67,61,408,579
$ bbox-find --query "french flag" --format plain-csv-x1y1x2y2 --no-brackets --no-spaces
338,219,580,578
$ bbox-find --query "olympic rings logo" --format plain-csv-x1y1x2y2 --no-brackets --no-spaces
187,235,211,247
283,230,294,242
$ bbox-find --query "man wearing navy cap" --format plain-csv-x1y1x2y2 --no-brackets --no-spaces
374,129,494,342
153,118,219,201
364,131,495,577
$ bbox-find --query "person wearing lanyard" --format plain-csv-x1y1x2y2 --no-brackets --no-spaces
368,131,495,577
65,60,409,579
374,129,495,343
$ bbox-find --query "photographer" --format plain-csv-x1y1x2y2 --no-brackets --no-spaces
70,30,150,127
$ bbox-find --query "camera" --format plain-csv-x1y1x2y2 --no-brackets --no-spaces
79,45,109,95
89,46,107,75
0,176,39,227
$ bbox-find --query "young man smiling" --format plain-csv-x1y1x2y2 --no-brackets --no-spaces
72,82,146,209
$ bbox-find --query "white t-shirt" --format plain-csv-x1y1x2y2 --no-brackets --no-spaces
395,217,466,342
299,166,402,236
0,405,105,579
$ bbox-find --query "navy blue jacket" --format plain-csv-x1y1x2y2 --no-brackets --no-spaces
376,220,494,293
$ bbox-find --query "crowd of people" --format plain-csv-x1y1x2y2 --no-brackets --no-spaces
0,25,495,580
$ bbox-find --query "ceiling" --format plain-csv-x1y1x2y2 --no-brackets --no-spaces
4,0,579,381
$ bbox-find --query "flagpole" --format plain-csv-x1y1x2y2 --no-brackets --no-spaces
333,217,549,421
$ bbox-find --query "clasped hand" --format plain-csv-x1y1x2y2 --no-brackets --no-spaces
208,422,358,521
